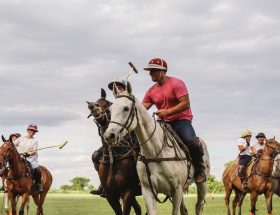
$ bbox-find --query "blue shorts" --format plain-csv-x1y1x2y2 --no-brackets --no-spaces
239,155,252,166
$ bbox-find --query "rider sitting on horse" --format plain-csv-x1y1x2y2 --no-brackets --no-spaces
237,129,253,190
90,79,139,196
251,132,266,156
14,124,43,193
142,58,206,183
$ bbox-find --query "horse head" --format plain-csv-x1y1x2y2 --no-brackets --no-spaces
87,88,112,126
264,138,280,158
104,82,138,145
0,135,16,176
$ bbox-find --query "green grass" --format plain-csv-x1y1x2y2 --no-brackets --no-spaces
1,193,279,214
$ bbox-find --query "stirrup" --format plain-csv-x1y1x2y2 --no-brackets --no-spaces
242,181,248,190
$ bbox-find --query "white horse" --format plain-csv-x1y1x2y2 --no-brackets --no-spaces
104,82,210,215
272,154,280,196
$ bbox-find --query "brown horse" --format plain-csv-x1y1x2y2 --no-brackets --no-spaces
223,138,280,215
0,135,52,215
87,88,141,215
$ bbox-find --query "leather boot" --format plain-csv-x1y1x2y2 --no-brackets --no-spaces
90,185,105,197
238,166,248,190
34,167,43,192
92,146,103,171
187,137,206,183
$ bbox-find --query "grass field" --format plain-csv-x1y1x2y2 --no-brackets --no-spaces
1,193,279,215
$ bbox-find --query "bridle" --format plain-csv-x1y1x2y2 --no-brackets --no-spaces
109,95,139,134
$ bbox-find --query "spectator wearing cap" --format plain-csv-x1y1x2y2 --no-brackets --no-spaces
252,132,266,156
142,57,206,183
14,124,43,192
108,78,127,96
237,129,253,190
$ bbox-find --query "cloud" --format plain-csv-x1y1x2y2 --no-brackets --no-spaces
0,0,279,186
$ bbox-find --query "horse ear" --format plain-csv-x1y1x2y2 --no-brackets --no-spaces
273,136,275,140
9,135,13,144
126,81,132,95
101,88,106,99
1,135,6,142
86,101,90,105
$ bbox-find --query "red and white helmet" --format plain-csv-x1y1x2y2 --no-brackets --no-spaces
144,58,168,71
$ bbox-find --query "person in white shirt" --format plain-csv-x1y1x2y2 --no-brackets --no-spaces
14,124,43,192
237,129,253,190
252,132,266,156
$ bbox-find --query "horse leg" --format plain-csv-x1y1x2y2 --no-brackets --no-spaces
249,192,258,215
141,186,157,215
196,182,206,215
26,197,30,215
171,186,184,215
131,196,141,215
232,190,241,215
8,192,17,215
32,194,42,215
37,191,49,215
106,193,122,215
19,193,30,215
224,183,233,215
238,192,246,215
264,191,273,215
122,191,133,215
180,198,188,215
4,192,9,215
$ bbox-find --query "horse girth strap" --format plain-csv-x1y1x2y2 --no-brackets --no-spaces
101,149,136,164
139,155,171,204
138,155,188,164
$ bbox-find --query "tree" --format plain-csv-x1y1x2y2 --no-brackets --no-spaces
70,177,91,190
60,185,71,191
59,176,93,191
207,174,224,193
224,160,236,168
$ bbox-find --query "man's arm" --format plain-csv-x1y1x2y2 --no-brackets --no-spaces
142,102,153,110
155,95,190,118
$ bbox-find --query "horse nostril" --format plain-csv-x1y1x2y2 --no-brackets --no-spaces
109,133,115,140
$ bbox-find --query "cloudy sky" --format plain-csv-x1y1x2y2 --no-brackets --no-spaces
0,0,279,188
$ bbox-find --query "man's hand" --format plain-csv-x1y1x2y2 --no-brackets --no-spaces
155,109,170,118
23,153,30,157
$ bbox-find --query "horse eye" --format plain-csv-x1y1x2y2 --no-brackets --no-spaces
123,106,129,112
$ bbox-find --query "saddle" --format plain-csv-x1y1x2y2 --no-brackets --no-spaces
21,157,34,181
159,122,191,160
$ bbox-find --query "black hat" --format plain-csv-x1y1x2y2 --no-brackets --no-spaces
255,132,266,139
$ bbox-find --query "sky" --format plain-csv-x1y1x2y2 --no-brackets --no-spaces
0,0,279,188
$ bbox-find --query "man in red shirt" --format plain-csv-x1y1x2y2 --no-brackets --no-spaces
142,58,206,183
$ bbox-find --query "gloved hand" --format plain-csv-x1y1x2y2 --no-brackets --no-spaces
23,153,30,157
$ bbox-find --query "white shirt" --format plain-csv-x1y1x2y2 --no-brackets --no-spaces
14,136,39,168
253,142,265,154
237,138,252,156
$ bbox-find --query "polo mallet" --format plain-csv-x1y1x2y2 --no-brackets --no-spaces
36,141,68,151
125,61,138,81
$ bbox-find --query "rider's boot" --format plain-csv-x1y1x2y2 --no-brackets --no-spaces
34,167,43,193
238,165,248,190
90,184,106,197
92,146,103,171
187,137,206,183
